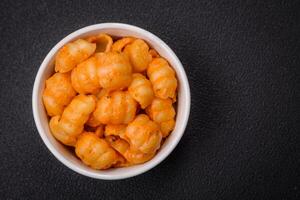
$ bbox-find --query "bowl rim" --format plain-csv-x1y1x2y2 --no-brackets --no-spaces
32,23,191,180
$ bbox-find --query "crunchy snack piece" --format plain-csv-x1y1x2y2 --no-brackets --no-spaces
93,91,137,125
96,52,132,91
86,33,113,53
106,136,154,165
128,73,154,109
75,133,121,169
55,39,96,73
42,72,76,116
104,124,127,139
125,114,162,154
146,98,176,137
124,39,151,72
111,37,135,52
49,95,96,146
71,56,101,94
147,58,177,100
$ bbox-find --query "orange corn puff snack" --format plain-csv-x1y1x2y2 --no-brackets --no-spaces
86,33,113,53
106,136,154,165
42,72,76,116
147,58,177,100
128,73,154,109
96,52,132,91
71,56,101,94
146,98,176,137
124,39,152,72
93,91,137,125
75,133,120,169
125,114,162,154
111,37,135,52
49,95,96,146
55,39,96,73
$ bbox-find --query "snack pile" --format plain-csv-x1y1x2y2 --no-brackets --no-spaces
43,34,178,169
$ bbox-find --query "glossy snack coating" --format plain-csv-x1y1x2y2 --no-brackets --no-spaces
42,72,76,116
96,52,132,91
49,95,96,146
147,58,177,100
75,133,120,169
125,114,162,154
93,91,137,125
128,73,154,109
71,56,101,94
55,39,96,73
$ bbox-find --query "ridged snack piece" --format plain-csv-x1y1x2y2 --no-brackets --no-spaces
71,56,101,94
42,72,76,116
111,37,135,52
106,136,155,165
124,39,152,72
49,95,96,146
147,58,177,100
55,39,96,73
75,133,122,169
86,33,113,53
146,98,176,137
93,91,137,125
128,73,154,109
125,114,162,154
96,52,132,91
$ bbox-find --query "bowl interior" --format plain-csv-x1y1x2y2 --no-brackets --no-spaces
33,24,190,179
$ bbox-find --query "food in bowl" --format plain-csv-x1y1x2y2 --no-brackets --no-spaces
42,33,178,170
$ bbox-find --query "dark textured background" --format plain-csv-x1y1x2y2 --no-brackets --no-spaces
0,0,299,199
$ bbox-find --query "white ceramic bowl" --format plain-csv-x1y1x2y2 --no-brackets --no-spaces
32,23,190,180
